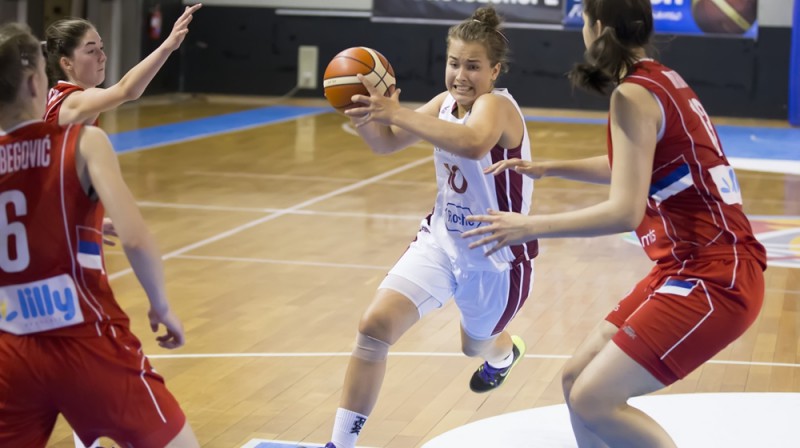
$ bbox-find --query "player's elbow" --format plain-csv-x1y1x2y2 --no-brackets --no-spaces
369,143,398,155
616,206,645,232
602,199,644,233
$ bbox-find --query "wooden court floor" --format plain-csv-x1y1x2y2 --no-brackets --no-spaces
46,96,800,447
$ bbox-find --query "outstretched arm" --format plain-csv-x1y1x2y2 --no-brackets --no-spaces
58,4,202,125
484,155,611,184
463,83,659,255
347,75,523,160
78,127,185,348
350,89,445,155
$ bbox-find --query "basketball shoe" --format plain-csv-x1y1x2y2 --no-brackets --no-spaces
469,335,526,393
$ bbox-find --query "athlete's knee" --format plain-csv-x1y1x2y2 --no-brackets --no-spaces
352,331,391,362
561,358,582,400
358,299,416,344
568,380,619,428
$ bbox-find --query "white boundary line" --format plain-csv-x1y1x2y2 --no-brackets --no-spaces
109,156,433,280
136,200,423,220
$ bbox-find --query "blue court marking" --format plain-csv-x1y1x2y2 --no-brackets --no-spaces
525,115,800,162
105,106,799,164
108,105,328,153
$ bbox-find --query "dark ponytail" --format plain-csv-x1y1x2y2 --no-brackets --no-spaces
569,0,654,95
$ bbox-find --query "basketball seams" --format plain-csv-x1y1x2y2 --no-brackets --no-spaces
324,46,396,113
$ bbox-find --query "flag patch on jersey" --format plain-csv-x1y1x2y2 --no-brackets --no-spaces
76,226,104,271
649,163,693,204
655,278,696,297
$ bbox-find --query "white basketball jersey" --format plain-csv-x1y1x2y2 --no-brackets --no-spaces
429,89,536,272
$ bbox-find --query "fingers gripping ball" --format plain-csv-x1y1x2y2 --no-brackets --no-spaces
323,47,396,114
691,0,757,34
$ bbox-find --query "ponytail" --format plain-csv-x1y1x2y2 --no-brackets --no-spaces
569,27,639,95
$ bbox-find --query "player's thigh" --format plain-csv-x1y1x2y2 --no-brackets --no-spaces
455,259,533,341
0,334,58,448
57,326,187,448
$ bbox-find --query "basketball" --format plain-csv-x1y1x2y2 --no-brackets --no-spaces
691,0,757,34
323,47,396,114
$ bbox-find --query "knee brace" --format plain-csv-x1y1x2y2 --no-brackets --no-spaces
352,332,390,362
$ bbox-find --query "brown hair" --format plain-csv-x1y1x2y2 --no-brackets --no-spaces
447,6,511,75
569,0,654,95
0,22,42,104
45,18,93,87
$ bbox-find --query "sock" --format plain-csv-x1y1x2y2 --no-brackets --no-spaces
487,350,513,369
331,408,368,448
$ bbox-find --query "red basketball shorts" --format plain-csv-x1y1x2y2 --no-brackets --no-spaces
606,256,764,385
0,324,186,447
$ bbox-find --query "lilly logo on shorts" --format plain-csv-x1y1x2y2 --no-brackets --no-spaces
0,274,84,335
445,203,481,233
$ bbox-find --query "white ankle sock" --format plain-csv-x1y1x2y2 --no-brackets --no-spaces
331,408,368,448
488,350,513,369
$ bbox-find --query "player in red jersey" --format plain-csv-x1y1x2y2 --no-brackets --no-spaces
44,3,201,126
463,0,766,446
0,23,199,447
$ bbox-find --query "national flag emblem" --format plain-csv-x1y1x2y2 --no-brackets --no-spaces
76,226,104,271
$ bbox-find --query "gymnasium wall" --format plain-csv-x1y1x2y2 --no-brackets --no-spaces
179,2,793,119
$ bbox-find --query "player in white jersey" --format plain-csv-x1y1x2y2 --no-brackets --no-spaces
322,7,537,448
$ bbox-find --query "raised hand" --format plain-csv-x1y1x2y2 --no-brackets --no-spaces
162,3,202,52
345,73,401,127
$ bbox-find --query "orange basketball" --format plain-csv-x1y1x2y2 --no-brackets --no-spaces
691,0,757,34
323,47,396,114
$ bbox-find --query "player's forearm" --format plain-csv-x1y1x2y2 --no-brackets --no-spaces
122,234,170,313
392,108,487,159
116,46,173,101
542,156,611,184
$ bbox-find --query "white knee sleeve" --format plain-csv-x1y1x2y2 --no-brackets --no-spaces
352,332,390,362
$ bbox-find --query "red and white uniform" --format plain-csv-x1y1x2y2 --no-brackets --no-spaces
0,121,183,447
606,60,767,385
44,81,99,126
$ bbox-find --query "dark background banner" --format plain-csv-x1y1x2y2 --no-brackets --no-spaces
373,0,564,26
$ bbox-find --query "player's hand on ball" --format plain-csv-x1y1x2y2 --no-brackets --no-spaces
462,209,535,256
484,159,547,179
345,74,401,127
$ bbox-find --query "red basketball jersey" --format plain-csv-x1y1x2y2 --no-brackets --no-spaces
608,60,766,269
44,81,99,126
0,120,128,337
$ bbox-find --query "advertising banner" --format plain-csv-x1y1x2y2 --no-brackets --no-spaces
373,0,565,28
563,0,758,39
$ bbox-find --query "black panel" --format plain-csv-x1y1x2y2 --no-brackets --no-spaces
181,7,791,119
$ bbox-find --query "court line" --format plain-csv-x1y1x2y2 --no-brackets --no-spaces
176,254,389,270
184,170,430,187
146,351,800,368
137,200,423,220
108,156,434,280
